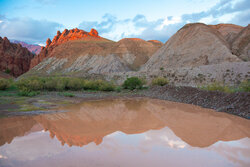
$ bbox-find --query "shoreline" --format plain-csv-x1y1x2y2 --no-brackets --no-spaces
1,85,249,119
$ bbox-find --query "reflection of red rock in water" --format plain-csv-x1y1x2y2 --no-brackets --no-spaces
34,98,250,148
0,116,37,146
0,98,249,148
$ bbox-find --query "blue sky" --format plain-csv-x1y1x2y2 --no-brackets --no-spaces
0,0,249,45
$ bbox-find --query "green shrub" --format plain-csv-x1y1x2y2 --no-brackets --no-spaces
152,77,168,86
201,82,233,93
15,77,117,92
0,79,10,90
239,80,250,92
122,77,143,90
115,86,122,92
16,77,44,91
44,79,57,91
29,79,43,90
5,68,11,74
99,82,115,91
66,78,84,90
55,81,66,91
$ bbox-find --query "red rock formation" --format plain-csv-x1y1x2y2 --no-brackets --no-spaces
11,40,42,55
30,28,101,68
0,37,34,77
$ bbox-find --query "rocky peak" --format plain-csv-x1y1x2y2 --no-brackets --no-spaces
0,36,34,77
89,28,99,37
2,37,10,49
46,38,52,47
30,28,102,68
49,28,100,47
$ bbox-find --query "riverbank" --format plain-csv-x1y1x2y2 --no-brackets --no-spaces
0,85,249,119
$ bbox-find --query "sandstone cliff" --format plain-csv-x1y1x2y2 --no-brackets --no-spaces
0,37,34,77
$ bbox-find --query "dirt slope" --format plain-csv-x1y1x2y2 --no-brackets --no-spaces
209,24,244,44
231,24,250,61
142,23,241,72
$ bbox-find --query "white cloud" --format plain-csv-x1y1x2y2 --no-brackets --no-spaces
0,16,63,44
78,0,250,43
1,0,249,44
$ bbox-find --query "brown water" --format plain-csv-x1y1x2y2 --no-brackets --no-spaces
0,97,249,167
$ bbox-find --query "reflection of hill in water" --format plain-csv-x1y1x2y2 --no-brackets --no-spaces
0,98,249,148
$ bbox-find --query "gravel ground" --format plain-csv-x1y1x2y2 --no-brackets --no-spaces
141,85,250,119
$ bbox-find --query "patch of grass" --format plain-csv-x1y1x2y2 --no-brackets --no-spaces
58,92,75,97
19,104,43,112
152,77,168,86
239,80,250,92
122,77,143,90
15,77,116,92
0,90,18,97
200,82,232,93
18,90,40,97
200,81,250,93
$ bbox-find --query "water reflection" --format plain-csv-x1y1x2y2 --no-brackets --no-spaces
0,98,249,167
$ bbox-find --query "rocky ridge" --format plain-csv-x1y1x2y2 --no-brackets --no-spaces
27,29,163,74
30,28,106,68
0,37,34,77
11,40,41,55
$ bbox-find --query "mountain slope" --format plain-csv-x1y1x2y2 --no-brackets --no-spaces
231,24,250,61
26,28,162,76
142,23,241,71
209,24,244,44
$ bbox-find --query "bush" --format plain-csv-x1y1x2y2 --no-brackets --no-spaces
5,68,11,74
16,77,44,91
122,77,143,90
55,81,66,91
201,82,233,93
66,78,84,90
0,79,10,90
152,77,168,86
99,82,115,91
15,77,117,92
44,79,57,91
115,86,122,92
239,80,250,92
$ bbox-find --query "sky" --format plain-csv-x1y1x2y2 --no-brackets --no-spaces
0,0,249,45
